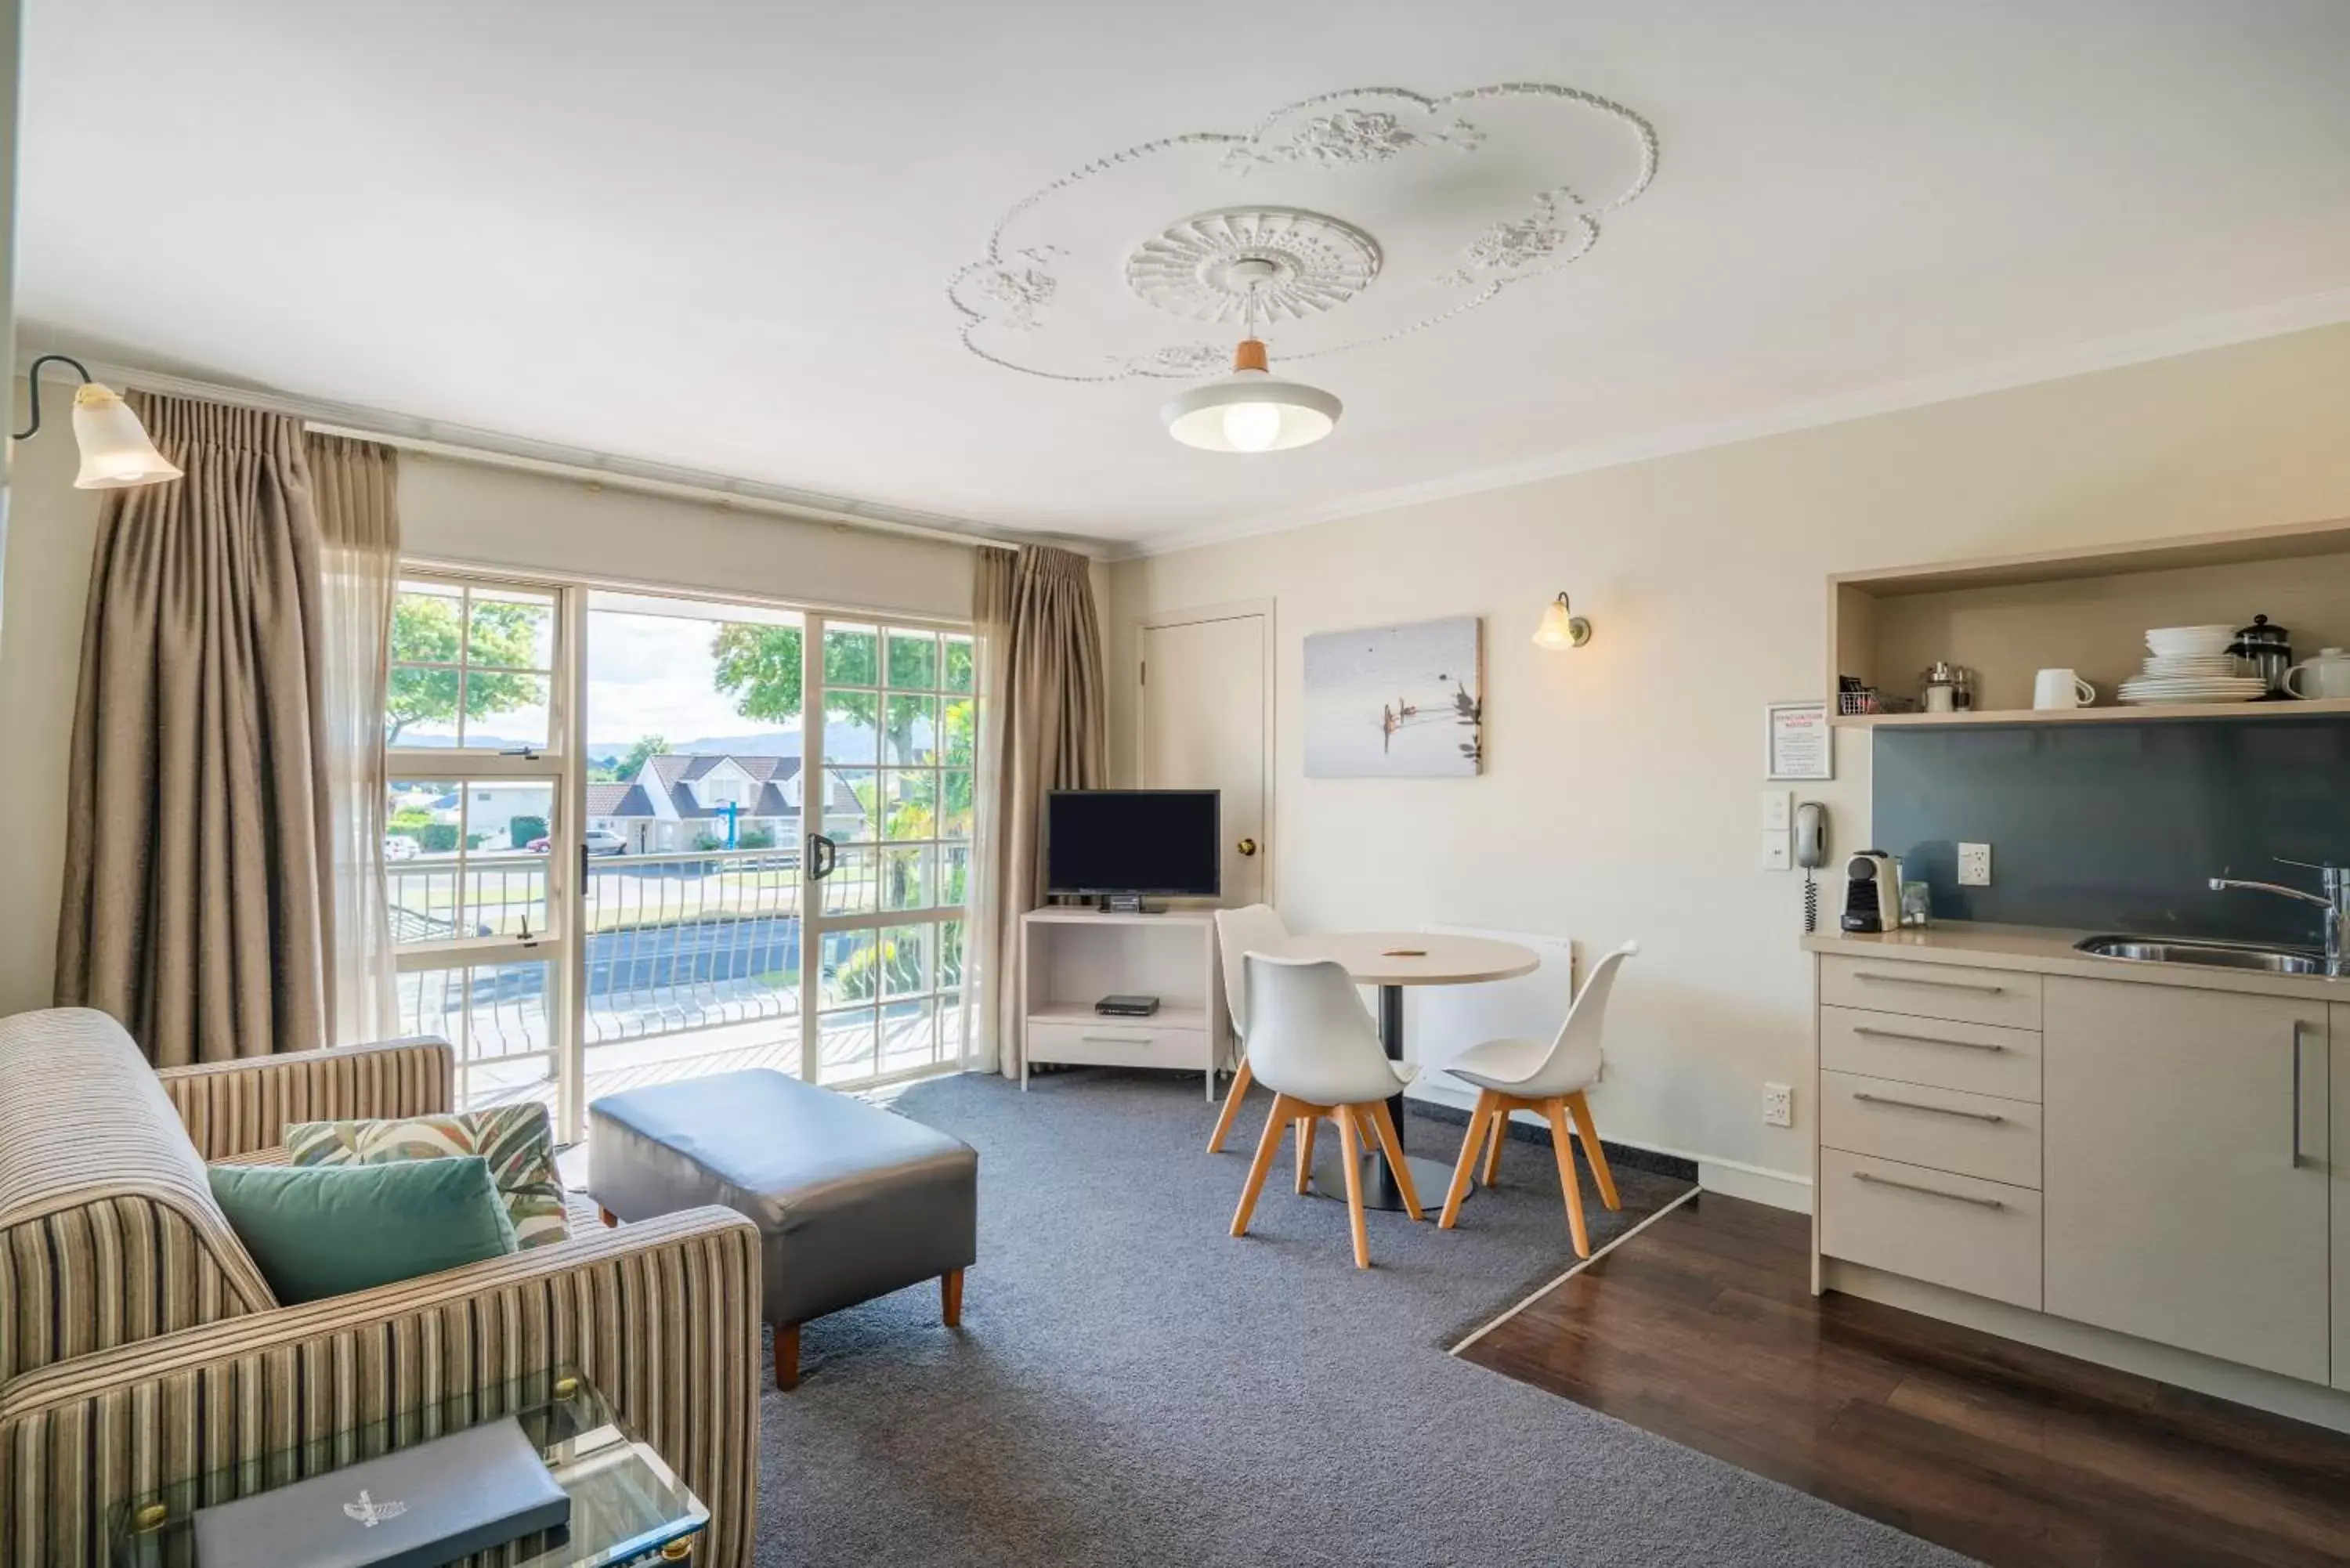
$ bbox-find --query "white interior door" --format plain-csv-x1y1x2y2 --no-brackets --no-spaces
1140,609,1269,908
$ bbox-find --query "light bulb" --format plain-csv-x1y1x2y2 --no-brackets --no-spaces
1220,401,1282,453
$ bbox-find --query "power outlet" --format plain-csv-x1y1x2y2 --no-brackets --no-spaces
1958,842,1992,887
1762,1082,1793,1128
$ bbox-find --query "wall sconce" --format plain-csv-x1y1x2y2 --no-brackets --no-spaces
13,354,182,490
1531,591,1593,650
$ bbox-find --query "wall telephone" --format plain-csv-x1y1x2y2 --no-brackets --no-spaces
1794,802,1829,931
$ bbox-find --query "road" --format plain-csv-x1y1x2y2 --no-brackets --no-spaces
461,914,815,1005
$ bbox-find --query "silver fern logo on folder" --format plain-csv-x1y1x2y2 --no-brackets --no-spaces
342,1490,409,1527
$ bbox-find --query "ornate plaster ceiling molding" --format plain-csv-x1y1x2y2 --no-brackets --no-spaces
947,82,1658,384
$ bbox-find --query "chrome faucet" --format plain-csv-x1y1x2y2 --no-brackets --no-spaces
2207,860,2350,978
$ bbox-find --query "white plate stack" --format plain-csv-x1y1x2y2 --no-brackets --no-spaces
2118,625,2265,705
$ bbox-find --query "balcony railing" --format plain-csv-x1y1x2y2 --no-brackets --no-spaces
580,848,806,1043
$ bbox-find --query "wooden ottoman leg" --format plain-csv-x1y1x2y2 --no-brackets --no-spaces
598,1206,619,1228
775,1324,801,1392
942,1269,965,1328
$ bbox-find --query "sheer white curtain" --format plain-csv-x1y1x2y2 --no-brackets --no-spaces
309,435,402,1045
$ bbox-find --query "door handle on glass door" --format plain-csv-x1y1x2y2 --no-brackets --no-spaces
807,833,838,882
1236,838,1256,857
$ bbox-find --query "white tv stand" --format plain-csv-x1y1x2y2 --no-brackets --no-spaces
1020,907,1230,1097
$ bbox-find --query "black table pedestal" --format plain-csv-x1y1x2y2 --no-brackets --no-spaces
1308,982,1467,1214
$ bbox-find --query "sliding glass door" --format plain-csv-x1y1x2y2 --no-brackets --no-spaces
804,616,976,1086
386,576,979,1137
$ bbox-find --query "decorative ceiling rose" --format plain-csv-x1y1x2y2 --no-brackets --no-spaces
947,81,1658,385
1125,208,1382,327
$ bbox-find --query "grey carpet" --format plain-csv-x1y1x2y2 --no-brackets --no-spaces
754,1069,1969,1567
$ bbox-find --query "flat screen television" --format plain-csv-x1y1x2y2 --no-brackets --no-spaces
1046,789,1220,900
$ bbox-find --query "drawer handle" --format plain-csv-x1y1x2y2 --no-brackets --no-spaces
1850,1090,2005,1124
1853,1170,2005,1209
1081,1034,1153,1046
1852,970,2005,995
1852,1026,2006,1054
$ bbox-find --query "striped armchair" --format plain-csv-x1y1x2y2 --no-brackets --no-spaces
0,1009,764,1566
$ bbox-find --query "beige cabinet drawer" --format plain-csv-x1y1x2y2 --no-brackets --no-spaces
1821,1070,2041,1188
1819,1147,2043,1310
1820,956,2041,1030
1025,1018,1210,1072
1820,1006,2041,1102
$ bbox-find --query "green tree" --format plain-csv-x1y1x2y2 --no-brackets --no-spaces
509,815,549,848
387,596,546,743
710,625,953,764
591,734,670,782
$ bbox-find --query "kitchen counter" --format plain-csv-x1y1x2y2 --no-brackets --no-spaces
1802,921,2346,1003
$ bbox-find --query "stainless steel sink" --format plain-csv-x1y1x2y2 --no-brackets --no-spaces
2073,935,2330,976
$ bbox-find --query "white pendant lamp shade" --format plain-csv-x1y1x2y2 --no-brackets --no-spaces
69,384,181,490
1160,339,1340,453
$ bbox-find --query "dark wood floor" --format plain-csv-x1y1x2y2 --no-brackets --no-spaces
1458,1191,2350,1568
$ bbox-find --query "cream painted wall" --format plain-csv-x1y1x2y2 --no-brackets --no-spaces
0,413,989,1017
1107,323,2350,1194
399,456,974,620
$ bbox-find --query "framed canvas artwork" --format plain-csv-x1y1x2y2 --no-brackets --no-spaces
1303,616,1483,777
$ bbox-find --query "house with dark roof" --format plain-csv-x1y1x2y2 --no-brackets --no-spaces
585,753,866,853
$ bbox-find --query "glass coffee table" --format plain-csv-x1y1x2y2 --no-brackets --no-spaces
110,1365,707,1566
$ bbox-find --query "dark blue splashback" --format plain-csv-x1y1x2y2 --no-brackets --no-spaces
1871,717,2350,945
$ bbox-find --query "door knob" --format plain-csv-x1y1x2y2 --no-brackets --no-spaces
1236,838,1257,857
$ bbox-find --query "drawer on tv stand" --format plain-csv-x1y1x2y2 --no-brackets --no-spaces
1025,1017,1210,1071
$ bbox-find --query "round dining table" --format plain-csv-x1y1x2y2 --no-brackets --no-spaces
1254,930,1540,1213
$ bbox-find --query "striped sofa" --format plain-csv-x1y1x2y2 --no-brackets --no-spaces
0,1008,765,1566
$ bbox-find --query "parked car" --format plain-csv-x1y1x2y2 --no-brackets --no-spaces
384,835,421,862
526,829,630,857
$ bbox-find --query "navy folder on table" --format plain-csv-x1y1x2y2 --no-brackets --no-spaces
190,1414,570,1568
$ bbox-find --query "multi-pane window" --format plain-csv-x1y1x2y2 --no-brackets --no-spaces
389,580,557,752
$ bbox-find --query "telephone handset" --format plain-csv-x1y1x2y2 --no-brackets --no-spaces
1794,803,1829,932
1794,802,1828,869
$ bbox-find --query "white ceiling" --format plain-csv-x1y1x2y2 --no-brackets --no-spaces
17,2,2350,553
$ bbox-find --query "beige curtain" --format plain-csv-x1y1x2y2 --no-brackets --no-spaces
55,394,334,1067
310,435,402,1046
971,544,1108,1074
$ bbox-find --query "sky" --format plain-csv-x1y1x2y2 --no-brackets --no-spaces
586,609,794,752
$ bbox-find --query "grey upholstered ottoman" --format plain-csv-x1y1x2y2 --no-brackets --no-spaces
588,1068,977,1389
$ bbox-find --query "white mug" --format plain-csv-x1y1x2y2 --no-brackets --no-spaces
2034,668,2096,710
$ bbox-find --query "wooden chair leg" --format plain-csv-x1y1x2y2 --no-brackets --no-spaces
1231,1093,1292,1237
1540,1097,1592,1258
1481,1108,1509,1186
942,1269,964,1328
1364,1100,1424,1221
1335,1101,1372,1269
1440,1089,1494,1229
1206,1056,1255,1154
1566,1091,1621,1210
1294,1113,1319,1194
774,1324,801,1392
598,1206,619,1228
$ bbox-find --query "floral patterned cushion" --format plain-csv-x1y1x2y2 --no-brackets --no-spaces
284,1103,569,1250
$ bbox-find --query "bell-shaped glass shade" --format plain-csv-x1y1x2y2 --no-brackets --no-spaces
1532,594,1592,650
70,385,182,490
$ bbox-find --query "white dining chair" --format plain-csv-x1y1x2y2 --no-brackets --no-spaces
1437,941,1637,1256
1228,954,1424,1268
1206,903,1292,1154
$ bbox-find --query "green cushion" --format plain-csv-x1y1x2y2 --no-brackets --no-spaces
208,1156,519,1305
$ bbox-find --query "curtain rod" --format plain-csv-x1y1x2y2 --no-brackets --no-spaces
19,352,1101,560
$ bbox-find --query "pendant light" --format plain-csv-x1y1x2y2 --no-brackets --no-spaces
1159,262,1341,453
13,354,182,489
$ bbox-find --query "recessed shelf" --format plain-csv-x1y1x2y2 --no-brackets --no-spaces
1029,1001,1209,1028
1835,698,2350,729
1828,515,2350,721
